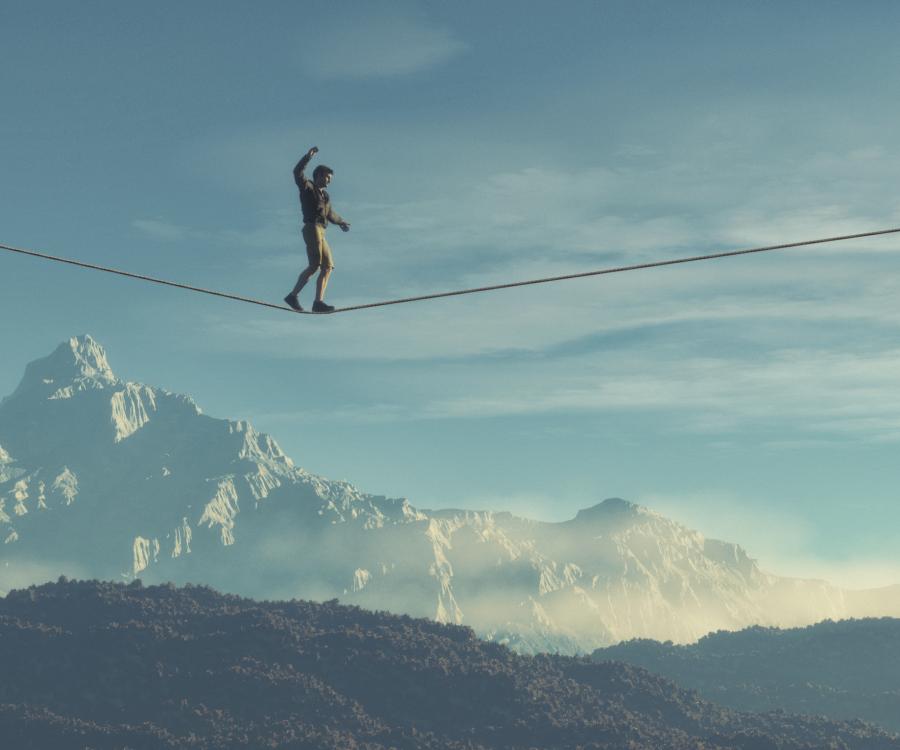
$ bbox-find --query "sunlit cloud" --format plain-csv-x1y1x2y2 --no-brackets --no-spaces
636,491,900,590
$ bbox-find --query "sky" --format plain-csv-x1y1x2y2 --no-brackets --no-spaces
2,0,900,589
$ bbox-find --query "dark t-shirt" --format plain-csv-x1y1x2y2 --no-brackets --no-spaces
293,155,343,227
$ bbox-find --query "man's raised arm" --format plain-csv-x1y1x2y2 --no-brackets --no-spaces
293,146,318,186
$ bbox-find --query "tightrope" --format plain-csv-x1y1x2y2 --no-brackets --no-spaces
3,227,900,315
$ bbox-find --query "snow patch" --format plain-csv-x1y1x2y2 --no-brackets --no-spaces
0,446,23,485
52,468,78,505
172,518,192,558
244,464,281,500
426,517,464,624
528,596,556,630
539,560,584,595
352,568,371,592
66,335,117,384
199,479,240,546
110,384,157,442
234,422,292,467
12,479,29,515
133,536,160,574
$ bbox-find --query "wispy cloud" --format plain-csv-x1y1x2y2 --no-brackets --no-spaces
415,343,900,439
132,218,190,242
296,9,466,79
224,308,900,444
131,210,298,252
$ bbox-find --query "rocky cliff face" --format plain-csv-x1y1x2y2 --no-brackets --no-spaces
1,336,896,653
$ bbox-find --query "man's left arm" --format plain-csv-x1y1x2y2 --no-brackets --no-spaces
328,207,351,232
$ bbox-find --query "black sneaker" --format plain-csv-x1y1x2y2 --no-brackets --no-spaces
284,294,303,312
312,300,335,313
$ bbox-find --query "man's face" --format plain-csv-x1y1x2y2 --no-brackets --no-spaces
315,172,332,189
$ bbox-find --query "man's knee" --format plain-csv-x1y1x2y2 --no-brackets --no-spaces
304,262,320,275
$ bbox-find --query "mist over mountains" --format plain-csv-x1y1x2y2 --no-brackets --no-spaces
2,335,898,653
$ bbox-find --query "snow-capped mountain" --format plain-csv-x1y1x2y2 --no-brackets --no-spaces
1,336,897,653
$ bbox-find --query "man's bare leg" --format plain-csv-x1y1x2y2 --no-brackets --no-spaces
310,267,335,312
290,264,319,297
315,267,333,302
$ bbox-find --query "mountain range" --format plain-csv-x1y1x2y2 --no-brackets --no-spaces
2,335,898,653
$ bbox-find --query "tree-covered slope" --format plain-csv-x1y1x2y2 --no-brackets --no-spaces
1,579,898,749
593,618,900,734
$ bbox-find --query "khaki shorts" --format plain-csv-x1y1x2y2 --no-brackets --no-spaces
302,223,334,270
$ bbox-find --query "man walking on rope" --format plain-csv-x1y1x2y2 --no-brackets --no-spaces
284,146,351,313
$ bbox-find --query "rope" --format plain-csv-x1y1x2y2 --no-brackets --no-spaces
3,226,900,315
0,242,303,313
336,227,900,312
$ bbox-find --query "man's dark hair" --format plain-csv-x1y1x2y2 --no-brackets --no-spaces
313,165,334,180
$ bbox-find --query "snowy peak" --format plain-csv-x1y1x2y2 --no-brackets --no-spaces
231,420,292,468
0,338,195,462
48,335,117,384
6,335,117,403
572,497,648,525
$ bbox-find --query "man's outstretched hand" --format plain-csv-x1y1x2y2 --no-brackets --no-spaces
307,146,319,158
339,221,351,232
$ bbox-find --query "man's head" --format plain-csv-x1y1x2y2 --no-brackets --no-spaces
313,165,333,188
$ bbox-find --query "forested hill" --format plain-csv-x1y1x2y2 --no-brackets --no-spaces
593,618,900,734
1,580,898,749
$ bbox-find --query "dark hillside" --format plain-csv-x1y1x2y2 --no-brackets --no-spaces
1,579,897,749
593,618,900,733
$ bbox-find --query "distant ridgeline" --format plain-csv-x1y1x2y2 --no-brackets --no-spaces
3,336,900,657
593,618,900,735
1,579,899,750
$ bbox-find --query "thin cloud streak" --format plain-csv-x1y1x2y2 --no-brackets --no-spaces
416,346,900,438
203,250,900,361
234,339,900,446
296,10,466,79
132,210,298,252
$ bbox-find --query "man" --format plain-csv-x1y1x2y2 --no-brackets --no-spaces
284,146,351,313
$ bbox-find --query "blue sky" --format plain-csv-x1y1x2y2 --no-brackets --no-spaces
3,1,900,588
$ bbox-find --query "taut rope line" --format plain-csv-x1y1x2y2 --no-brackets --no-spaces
336,227,900,312
3,227,900,315
0,242,293,312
